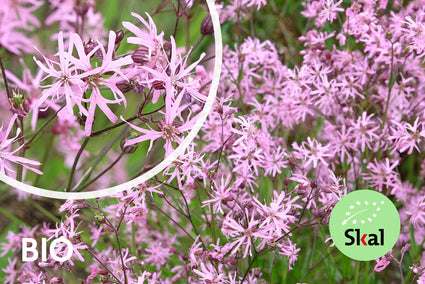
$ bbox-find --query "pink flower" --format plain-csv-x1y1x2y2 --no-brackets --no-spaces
35,30,133,135
2,257,17,284
143,36,206,103
374,250,392,272
123,12,166,67
124,89,199,157
292,137,331,168
317,0,344,26
202,176,235,214
363,158,399,192
33,31,87,117
0,114,42,176
278,240,300,270
390,118,425,154
351,112,380,153
254,191,300,235
68,30,133,135
222,209,271,258
144,241,172,270
193,263,227,283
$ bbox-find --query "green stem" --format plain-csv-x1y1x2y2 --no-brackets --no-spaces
28,200,60,223
75,152,125,192
72,125,128,191
33,133,54,187
66,137,90,192
16,117,25,182
354,261,360,284
242,252,258,282
0,206,27,225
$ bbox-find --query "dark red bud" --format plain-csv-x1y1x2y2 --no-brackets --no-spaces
201,15,214,36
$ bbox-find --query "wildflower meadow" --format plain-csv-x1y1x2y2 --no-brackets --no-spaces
0,0,425,283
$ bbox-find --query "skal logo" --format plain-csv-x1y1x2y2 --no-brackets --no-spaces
329,190,400,261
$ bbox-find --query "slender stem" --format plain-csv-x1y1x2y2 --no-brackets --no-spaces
149,201,195,241
354,261,360,284
72,125,129,191
86,247,123,284
0,49,12,99
300,248,335,282
25,105,65,146
140,104,165,116
75,152,125,191
27,200,60,223
16,117,25,182
90,117,136,137
173,1,180,39
178,190,207,249
132,222,137,256
185,14,191,51
66,137,90,192
242,253,258,282
111,213,128,284
188,35,205,58
381,41,395,130
95,203,129,284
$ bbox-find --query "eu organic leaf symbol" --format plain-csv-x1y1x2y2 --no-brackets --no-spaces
341,200,384,226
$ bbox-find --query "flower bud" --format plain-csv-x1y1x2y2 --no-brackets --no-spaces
115,30,124,45
132,46,150,65
201,15,214,35
163,41,172,51
401,243,411,254
99,269,108,275
95,214,105,223
74,3,90,17
51,124,68,135
84,39,103,60
121,131,139,154
152,80,166,90
116,80,132,93
51,276,63,283
9,89,29,117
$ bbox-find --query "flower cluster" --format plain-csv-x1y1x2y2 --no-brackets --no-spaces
2,0,425,283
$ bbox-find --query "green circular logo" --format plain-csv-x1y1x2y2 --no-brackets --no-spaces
329,190,400,261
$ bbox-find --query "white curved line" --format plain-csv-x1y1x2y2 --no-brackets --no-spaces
0,0,223,200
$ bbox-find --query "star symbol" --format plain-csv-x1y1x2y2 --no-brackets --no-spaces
350,205,354,209
346,212,350,216
352,220,357,224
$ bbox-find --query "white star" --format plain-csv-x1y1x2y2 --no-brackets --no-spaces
365,201,368,205
352,220,357,224
373,202,376,206
350,205,354,209
356,201,360,205
373,214,377,217
342,220,347,226
381,201,384,204
368,218,372,222
361,220,365,224
346,212,351,216
377,208,381,211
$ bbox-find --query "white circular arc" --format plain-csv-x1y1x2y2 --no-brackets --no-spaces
0,0,222,200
